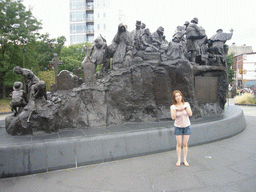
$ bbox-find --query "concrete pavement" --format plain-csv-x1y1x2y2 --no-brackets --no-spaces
0,99,255,192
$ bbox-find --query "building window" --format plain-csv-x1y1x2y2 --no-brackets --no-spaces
87,35,94,43
70,0,86,10
86,13,94,21
87,24,94,31
87,2,93,9
86,24,94,33
98,13,100,18
98,24,100,30
70,11,86,22
70,23,86,34
70,35,86,44
103,12,106,17
104,24,106,30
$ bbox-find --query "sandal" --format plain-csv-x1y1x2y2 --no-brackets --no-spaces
176,161,181,167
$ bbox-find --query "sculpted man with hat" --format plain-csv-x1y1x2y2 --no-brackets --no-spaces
208,28,234,55
185,17,206,62
131,21,143,53
152,26,165,49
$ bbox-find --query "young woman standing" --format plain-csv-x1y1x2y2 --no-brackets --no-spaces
170,90,193,167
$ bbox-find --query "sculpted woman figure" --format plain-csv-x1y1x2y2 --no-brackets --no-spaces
170,90,193,167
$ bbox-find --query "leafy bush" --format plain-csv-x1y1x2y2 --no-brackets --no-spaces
234,93,255,104
0,98,12,113
248,97,256,104
36,70,55,91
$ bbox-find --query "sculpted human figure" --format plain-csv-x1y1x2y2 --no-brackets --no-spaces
33,81,47,100
152,26,165,50
208,29,234,55
185,17,206,62
140,28,158,52
89,36,106,67
164,36,185,60
131,21,143,54
110,23,133,70
160,36,169,60
89,36,110,75
140,23,146,34
181,21,190,57
26,80,48,122
141,23,146,30
13,66,47,122
173,26,186,39
184,21,189,30
10,81,28,116
13,66,40,101
13,66,47,101
173,26,186,50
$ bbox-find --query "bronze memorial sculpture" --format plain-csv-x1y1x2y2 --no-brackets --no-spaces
9,81,28,116
5,17,234,135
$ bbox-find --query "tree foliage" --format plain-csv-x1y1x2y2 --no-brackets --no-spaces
227,54,235,83
59,42,92,74
36,70,55,91
0,0,95,98
30,34,66,71
0,0,42,98
0,0,41,44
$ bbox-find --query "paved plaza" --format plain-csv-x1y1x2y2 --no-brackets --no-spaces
0,99,255,192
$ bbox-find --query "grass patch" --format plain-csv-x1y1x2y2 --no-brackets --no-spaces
0,98,12,113
234,93,256,104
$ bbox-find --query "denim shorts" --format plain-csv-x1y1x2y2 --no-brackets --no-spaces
174,126,191,135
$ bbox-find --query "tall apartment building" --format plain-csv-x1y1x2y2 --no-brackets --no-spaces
70,0,122,45
70,0,94,44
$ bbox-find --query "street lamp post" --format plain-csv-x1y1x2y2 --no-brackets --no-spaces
23,41,25,68
23,40,27,93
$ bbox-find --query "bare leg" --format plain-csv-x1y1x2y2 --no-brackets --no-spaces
27,111,33,123
175,135,182,166
13,107,18,116
182,135,190,166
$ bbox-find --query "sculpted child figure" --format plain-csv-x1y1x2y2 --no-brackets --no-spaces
10,81,28,116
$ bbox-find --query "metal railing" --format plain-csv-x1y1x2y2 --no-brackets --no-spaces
86,4,93,10
86,29,94,34
86,18,94,22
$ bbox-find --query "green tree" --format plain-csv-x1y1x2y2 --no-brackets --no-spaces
31,34,66,71
0,0,41,99
37,70,55,91
227,54,235,83
59,42,92,74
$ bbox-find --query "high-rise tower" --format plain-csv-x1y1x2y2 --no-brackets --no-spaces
70,0,94,44
70,0,125,45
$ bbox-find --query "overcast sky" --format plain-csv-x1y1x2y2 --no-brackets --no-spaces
22,0,256,50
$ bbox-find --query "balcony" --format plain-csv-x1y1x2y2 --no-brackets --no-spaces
86,18,94,22
86,4,93,10
86,29,94,34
